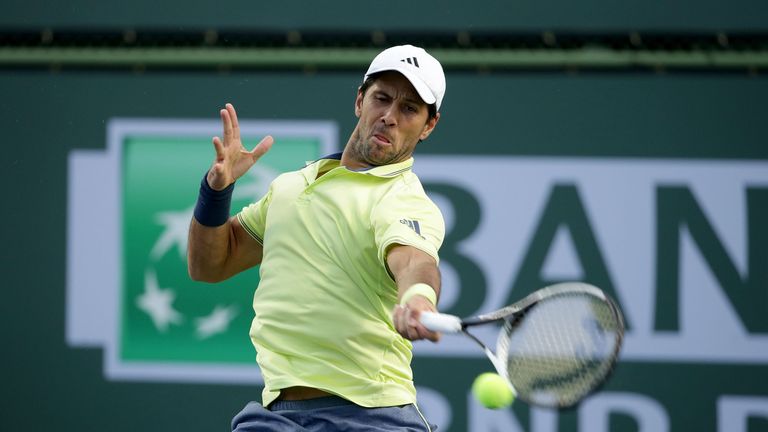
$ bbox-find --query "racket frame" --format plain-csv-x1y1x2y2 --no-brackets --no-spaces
420,282,625,408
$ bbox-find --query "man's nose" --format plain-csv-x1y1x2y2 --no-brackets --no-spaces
380,105,397,126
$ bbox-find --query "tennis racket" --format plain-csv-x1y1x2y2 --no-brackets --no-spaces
420,282,624,408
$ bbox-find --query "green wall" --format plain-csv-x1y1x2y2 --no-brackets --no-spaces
1,69,767,431
3,0,768,31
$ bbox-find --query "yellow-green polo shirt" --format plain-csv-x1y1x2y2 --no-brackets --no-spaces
236,154,444,408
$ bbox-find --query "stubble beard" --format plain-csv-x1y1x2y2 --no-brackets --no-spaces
348,131,410,168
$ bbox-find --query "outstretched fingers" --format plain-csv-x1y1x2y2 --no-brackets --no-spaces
220,103,241,147
247,135,275,162
212,136,225,162
225,103,241,141
219,109,231,145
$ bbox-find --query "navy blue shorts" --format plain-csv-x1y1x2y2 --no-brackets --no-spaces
231,396,437,431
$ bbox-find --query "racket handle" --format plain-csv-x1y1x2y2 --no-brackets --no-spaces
420,312,463,333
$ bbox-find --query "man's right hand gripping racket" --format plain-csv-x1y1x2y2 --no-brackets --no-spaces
420,282,625,409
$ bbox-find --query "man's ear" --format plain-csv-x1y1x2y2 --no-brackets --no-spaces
419,112,441,141
354,88,364,118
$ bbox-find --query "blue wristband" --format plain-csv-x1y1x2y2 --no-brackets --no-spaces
193,173,234,227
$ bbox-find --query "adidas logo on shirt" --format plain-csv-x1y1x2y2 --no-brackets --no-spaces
399,218,422,235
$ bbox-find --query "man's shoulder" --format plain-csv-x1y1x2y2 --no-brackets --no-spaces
380,172,440,211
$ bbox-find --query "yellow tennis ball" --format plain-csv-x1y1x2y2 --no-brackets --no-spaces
472,372,514,409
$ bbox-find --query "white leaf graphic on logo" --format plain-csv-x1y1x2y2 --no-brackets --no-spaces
136,270,183,332
151,206,194,261
195,305,238,340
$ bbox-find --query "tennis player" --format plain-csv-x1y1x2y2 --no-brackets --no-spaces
187,44,447,431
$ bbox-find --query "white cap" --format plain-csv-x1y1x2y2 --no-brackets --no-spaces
363,45,446,111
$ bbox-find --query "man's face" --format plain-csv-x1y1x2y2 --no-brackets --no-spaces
347,71,439,168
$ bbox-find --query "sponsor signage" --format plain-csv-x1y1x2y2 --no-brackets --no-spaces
67,119,768,430
67,119,337,382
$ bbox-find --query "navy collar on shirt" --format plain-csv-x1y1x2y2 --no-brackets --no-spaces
320,152,343,160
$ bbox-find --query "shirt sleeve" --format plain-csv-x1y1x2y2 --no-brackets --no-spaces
371,181,445,267
236,184,273,245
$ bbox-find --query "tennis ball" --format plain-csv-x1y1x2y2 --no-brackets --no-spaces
472,372,514,409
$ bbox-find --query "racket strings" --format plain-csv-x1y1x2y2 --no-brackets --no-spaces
497,291,623,407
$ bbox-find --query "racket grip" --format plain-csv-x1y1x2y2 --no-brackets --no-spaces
420,312,463,333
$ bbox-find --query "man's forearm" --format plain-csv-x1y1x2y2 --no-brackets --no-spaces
187,217,233,282
387,245,441,304
396,260,441,303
